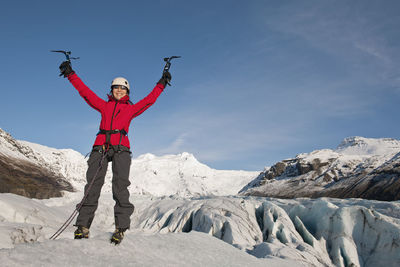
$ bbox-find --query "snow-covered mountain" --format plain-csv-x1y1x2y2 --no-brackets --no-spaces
0,129,75,198
0,128,258,198
1,192,399,266
240,136,400,201
127,152,259,197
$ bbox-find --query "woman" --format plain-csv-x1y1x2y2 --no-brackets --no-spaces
59,61,171,244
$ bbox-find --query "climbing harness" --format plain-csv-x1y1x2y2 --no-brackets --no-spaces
97,129,127,148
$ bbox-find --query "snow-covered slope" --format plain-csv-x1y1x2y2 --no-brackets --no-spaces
240,136,400,200
0,128,258,197
128,152,259,197
0,129,74,198
0,192,399,267
1,231,297,267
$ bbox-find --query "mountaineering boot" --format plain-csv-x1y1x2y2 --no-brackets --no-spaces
110,228,126,245
74,226,89,239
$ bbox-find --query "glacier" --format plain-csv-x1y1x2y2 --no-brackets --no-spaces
0,193,399,266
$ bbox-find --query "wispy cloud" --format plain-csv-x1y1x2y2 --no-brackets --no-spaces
353,41,390,63
155,132,189,155
265,3,398,70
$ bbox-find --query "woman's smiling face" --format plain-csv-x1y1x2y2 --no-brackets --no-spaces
112,85,128,100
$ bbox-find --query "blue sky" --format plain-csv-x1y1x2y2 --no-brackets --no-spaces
1,0,399,170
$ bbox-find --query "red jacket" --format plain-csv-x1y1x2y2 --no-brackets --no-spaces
68,73,164,149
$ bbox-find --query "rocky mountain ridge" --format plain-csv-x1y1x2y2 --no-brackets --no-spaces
239,136,400,201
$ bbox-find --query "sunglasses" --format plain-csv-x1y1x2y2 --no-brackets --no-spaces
112,85,128,90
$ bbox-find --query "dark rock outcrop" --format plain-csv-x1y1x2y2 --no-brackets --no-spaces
0,154,74,199
320,153,400,201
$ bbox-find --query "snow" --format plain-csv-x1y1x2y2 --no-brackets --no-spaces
18,140,88,190
0,129,36,161
297,136,400,165
0,231,297,267
0,192,399,266
336,136,400,156
128,152,259,197
297,141,398,171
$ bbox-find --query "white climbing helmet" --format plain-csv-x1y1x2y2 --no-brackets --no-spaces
111,77,130,91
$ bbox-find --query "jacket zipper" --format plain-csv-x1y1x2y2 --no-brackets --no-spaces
114,109,121,118
110,101,118,130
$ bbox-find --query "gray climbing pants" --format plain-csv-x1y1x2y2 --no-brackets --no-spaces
75,146,134,230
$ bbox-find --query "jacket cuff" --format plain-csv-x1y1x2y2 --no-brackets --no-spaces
67,72,77,80
156,83,166,90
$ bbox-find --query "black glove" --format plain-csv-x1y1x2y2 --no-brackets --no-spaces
59,61,75,78
158,71,172,86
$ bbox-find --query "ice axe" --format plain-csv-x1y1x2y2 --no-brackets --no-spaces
50,50,80,62
162,56,180,86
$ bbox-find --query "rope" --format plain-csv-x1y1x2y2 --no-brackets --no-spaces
49,146,109,240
